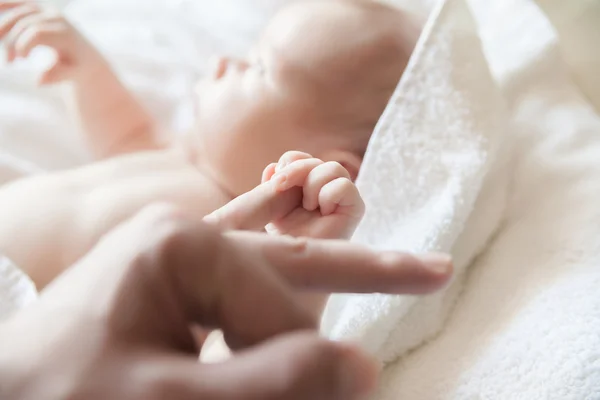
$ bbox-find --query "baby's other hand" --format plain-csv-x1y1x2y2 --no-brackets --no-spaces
0,1,102,84
261,151,365,240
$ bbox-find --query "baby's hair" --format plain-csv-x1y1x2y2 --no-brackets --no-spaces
301,0,421,155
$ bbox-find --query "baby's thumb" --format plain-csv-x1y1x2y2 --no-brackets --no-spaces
38,64,70,85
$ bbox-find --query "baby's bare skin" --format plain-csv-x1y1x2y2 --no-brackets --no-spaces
0,0,416,290
0,149,230,288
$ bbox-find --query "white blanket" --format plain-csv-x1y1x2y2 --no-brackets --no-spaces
324,0,600,398
2,0,600,398
322,0,511,363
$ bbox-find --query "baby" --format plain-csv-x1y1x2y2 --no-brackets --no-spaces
0,0,418,291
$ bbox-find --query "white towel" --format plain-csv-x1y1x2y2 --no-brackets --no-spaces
0,256,37,321
0,154,39,320
321,0,511,363
325,0,600,398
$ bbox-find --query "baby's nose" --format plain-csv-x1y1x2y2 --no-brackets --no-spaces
210,56,250,79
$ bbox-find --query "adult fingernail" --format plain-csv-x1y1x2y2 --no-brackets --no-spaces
418,253,452,274
337,344,379,399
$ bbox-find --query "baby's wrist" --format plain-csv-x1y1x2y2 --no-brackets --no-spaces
71,47,114,86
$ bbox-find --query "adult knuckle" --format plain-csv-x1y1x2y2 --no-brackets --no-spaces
142,208,222,275
280,338,342,399
148,220,188,264
117,224,181,279
282,235,311,257
127,362,186,400
302,337,344,365
130,204,187,257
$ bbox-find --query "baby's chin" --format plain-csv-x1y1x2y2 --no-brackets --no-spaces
178,122,210,166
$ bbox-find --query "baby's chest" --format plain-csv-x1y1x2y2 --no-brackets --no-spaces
81,168,229,230
0,160,230,286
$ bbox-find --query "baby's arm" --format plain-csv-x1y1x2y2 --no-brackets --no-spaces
0,2,161,158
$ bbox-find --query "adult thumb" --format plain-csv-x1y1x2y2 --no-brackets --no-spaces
193,332,378,400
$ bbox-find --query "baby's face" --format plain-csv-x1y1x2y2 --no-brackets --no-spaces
193,1,416,196
193,20,313,195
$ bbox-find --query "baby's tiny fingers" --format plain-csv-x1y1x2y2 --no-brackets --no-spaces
14,22,63,59
318,177,365,219
275,150,312,173
303,161,351,211
0,1,29,11
0,3,37,39
4,13,49,62
275,158,324,192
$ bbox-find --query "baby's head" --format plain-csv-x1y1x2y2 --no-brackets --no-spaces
194,0,419,195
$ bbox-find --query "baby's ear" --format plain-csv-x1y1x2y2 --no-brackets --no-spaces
321,150,363,182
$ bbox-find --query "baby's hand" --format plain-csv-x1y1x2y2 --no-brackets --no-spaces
261,151,365,240
205,151,365,241
0,1,102,84
201,152,365,358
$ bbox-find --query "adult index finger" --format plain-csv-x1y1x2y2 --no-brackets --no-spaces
204,180,302,231
226,231,453,295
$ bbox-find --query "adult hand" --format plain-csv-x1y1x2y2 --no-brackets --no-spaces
0,204,451,400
